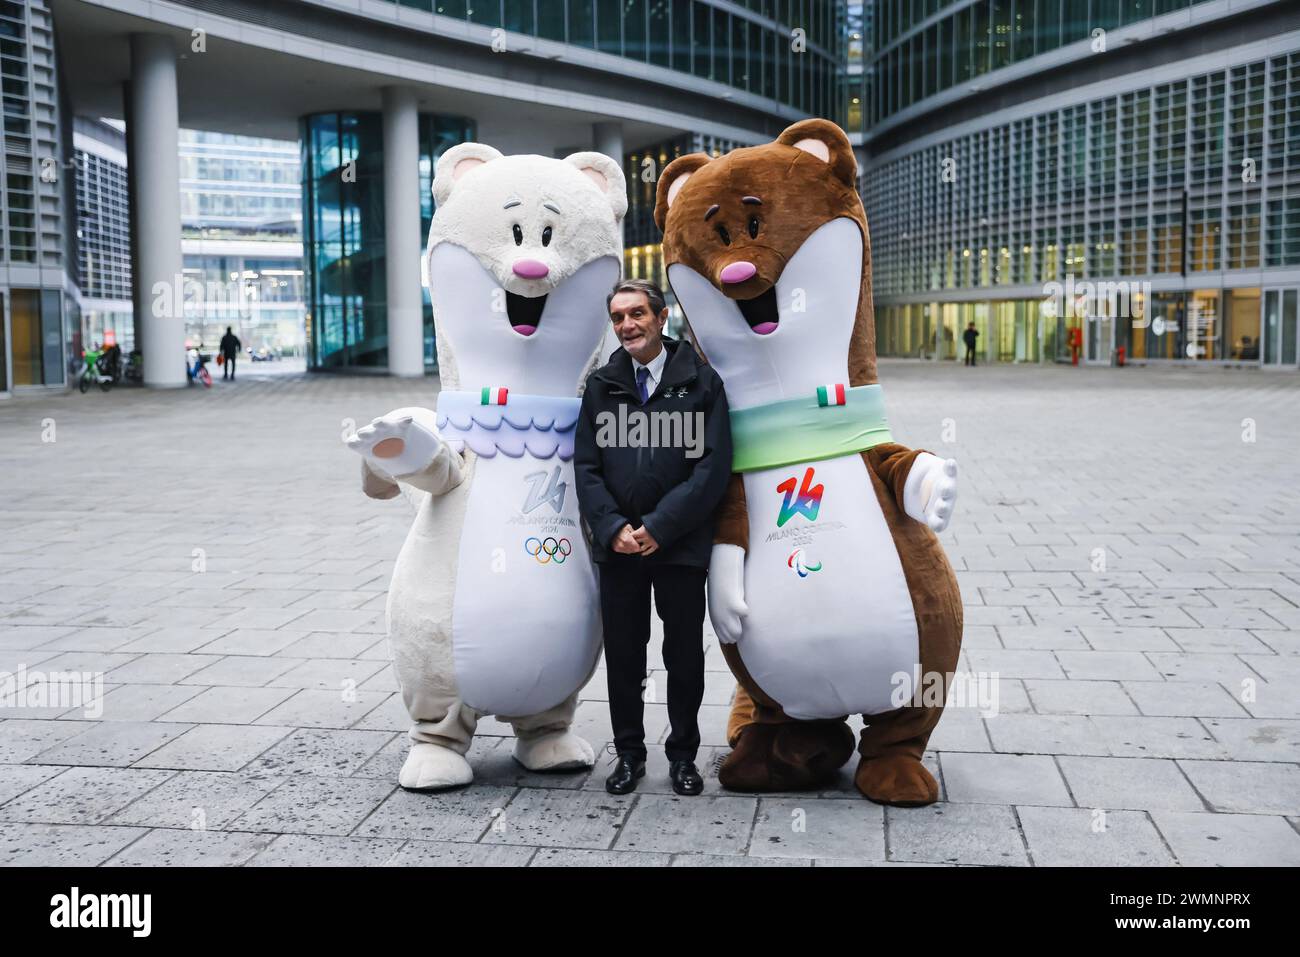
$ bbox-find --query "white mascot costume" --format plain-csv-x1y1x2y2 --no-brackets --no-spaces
348,143,627,790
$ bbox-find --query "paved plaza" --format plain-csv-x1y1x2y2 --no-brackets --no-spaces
1,360,1298,866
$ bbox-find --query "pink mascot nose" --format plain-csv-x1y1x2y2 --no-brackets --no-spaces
720,261,757,284
512,258,549,279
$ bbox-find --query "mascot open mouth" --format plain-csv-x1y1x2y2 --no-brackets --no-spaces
506,290,547,337
735,286,779,336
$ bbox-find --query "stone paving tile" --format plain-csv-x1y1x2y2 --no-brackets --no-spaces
940,752,1074,807
748,797,885,860
244,728,398,778
1201,718,1300,762
32,721,193,768
3,364,1297,866
132,723,293,772
1057,756,1206,812
0,822,149,866
1123,680,1252,718
107,771,284,830
529,847,673,866
81,686,204,722
1151,811,1300,866
0,767,175,825
179,655,305,687
387,841,535,866
1023,678,1139,716
886,803,1029,866
248,833,405,866
481,787,629,849
157,685,298,724
985,714,1110,756
1091,716,1230,760
1017,806,1176,866
0,764,65,805
672,853,812,866
1176,759,1300,816
355,786,517,842
194,628,311,657
253,688,392,729
230,775,395,836
103,828,274,866
615,794,756,856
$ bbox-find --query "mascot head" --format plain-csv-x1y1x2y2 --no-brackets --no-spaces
654,119,873,410
427,145,627,394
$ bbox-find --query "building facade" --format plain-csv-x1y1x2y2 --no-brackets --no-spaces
74,117,131,357
0,0,76,394
179,129,306,361
857,0,1300,368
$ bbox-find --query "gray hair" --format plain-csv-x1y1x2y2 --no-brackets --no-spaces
607,278,667,317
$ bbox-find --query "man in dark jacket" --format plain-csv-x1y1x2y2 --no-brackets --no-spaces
963,321,979,366
219,326,242,381
575,279,732,797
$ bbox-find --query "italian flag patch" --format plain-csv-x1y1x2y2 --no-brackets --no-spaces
480,386,509,406
816,383,846,407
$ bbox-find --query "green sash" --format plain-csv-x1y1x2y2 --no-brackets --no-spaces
729,384,893,473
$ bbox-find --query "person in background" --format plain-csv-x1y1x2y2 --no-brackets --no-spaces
220,326,242,381
963,322,980,366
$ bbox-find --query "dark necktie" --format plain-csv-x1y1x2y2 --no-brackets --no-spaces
636,365,651,405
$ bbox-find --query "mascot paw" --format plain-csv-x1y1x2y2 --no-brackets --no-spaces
398,742,474,791
347,407,446,479
854,753,939,807
513,730,596,772
707,544,748,644
718,721,855,792
903,454,958,533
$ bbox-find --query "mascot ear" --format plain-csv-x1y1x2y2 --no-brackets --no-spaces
563,151,629,222
776,119,857,189
433,142,504,206
653,153,711,232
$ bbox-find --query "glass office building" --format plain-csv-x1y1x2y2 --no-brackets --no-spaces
1,0,75,394
301,112,473,370
857,0,1300,367
406,0,843,120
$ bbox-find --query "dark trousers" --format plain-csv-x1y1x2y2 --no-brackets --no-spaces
599,560,707,763
223,356,237,380
964,346,976,366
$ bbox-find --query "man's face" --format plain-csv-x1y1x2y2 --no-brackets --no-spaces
609,291,667,362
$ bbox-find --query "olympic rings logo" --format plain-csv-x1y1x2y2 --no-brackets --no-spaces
524,536,572,565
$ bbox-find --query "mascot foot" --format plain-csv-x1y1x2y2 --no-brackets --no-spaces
854,753,939,807
513,730,595,772
398,742,474,792
718,721,855,792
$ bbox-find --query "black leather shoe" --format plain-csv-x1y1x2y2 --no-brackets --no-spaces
670,760,704,796
605,756,646,795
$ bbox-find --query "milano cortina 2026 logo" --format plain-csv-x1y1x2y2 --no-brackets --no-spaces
776,466,824,577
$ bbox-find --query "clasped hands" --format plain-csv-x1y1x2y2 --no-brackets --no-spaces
612,523,659,556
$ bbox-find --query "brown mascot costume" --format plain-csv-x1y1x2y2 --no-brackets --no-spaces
654,119,963,806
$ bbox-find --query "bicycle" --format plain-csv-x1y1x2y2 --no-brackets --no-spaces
187,348,213,388
77,347,114,394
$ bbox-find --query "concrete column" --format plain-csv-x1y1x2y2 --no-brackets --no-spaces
593,121,624,162
382,86,424,378
128,34,186,388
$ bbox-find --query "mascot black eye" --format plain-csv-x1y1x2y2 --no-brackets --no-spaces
748,216,760,239
512,224,523,245
716,224,731,245
542,226,553,247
